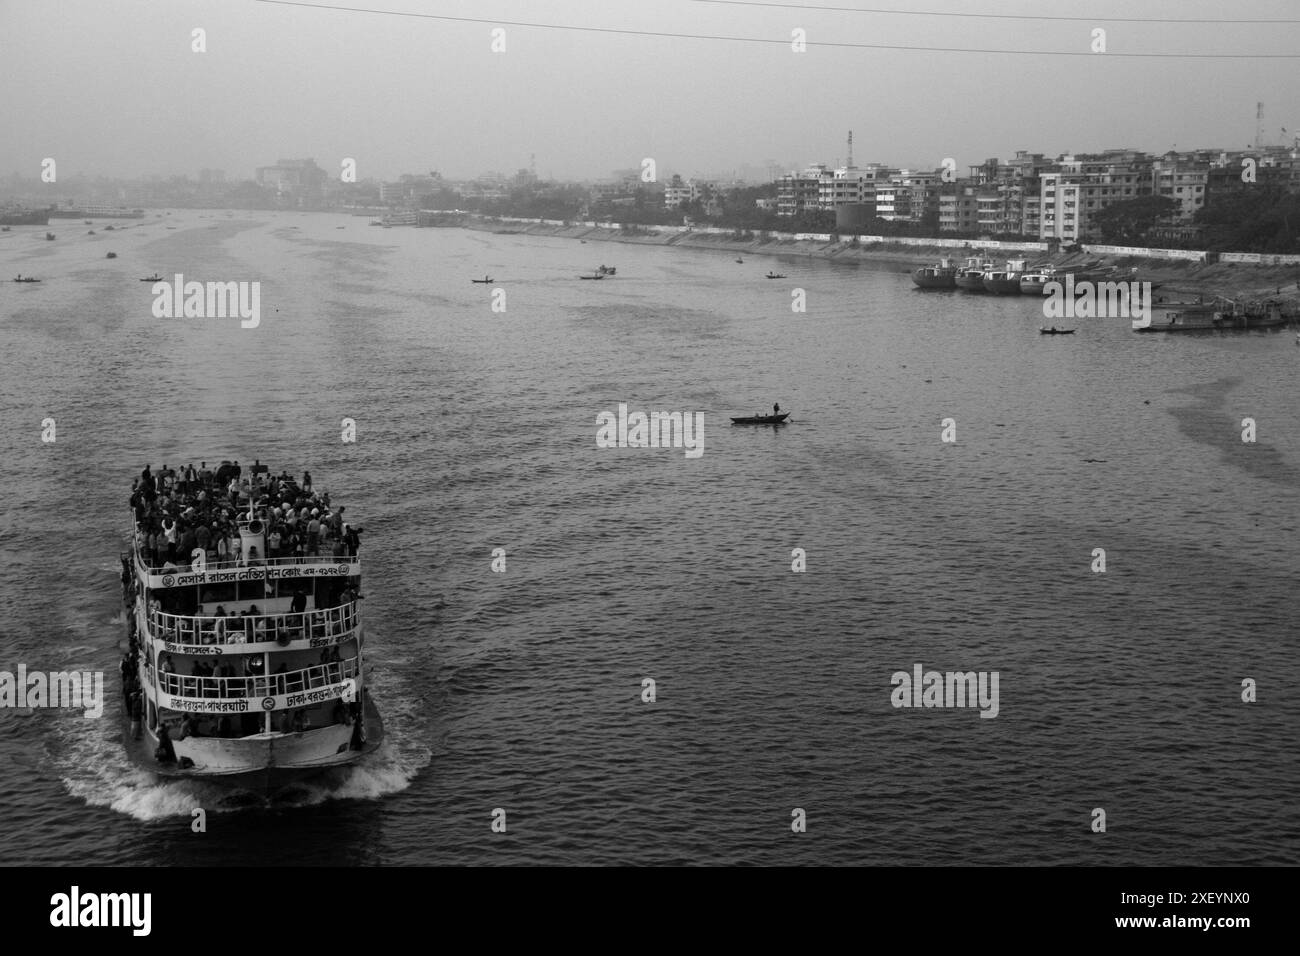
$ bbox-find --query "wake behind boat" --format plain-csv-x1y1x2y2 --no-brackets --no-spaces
119,461,383,794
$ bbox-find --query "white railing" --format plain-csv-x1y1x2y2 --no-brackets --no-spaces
158,657,359,699
149,604,358,647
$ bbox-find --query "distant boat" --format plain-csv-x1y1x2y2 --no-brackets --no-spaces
0,207,49,226
911,258,957,289
12,275,41,283
731,412,790,425
45,232,55,241
1039,327,1075,335
982,258,1027,294
597,265,616,276
954,257,994,291
765,272,787,279
470,276,494,284
735,257,744,263
578,273,605,280
105,251,116,258
1133,298,1292,333
140,274,164,282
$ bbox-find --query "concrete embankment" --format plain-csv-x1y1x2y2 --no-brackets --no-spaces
461,218,1300,305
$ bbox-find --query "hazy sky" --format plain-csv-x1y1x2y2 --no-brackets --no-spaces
3,0,1298,182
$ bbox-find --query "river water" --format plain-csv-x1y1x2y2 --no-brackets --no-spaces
0,211,1296,865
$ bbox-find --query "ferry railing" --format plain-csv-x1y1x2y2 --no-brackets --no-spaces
149,604,359,646
158,657,360,700
133,542,360,573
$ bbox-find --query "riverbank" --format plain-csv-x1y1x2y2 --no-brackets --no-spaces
458,217,1300,307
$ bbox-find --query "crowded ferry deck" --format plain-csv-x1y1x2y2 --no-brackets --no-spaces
119,460,383,791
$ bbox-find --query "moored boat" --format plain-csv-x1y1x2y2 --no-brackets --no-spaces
0,206,50,226
1039,327,1075,334
1132,298,1292,333
470,276,494,283
911,257,957,289
731,412,790,425
982,258,1027,294
119,462,383,793
954,257,995,292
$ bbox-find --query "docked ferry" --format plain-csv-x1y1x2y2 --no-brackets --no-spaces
1133,298,1292,333
118,463,383,793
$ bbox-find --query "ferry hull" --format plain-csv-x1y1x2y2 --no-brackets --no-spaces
123,696,385,794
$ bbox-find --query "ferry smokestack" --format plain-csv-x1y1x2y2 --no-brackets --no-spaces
239,519,265,564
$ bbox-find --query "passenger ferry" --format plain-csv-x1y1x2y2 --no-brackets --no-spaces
118,462,383,793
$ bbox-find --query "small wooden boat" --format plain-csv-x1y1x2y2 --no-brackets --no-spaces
578,273,605,280
1039,327,1075,335
470,277,494,284
140,274,164,282
730,412,790,425
735,257,744,263
765,272,786,279
105,251,116,258
597,265,616,276
12,276,41,283
45,232,55,241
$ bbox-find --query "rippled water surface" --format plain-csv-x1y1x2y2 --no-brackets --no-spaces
1,213,1297,865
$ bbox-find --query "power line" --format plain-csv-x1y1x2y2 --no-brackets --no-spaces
693,0,1300,25
253,1,1300,57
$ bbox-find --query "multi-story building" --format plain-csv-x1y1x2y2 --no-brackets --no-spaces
1039,172,1083,240
776,165,828,217
1150,153,1209,222
938,181,980,233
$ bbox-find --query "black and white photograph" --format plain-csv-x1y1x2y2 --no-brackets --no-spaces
1,0,1294,935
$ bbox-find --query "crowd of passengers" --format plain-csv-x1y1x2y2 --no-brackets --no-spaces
130,460,363,570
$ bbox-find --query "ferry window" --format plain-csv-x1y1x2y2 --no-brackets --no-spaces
238,580,264,601
200,583,237,604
